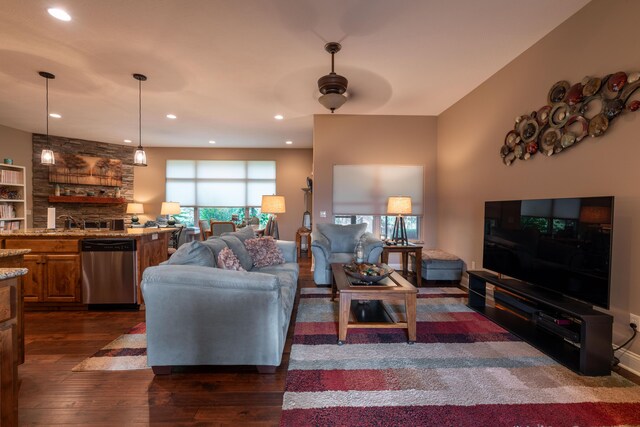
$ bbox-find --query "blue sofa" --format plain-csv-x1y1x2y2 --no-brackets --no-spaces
141,226,298,374
311,223,384,285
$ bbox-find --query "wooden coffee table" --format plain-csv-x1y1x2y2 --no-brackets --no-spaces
331,263,418,345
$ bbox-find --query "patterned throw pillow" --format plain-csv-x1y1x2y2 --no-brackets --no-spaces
217,247,245,271
244,237,285,268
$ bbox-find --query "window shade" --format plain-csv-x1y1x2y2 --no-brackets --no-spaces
166,160,275,207
333,165,423,215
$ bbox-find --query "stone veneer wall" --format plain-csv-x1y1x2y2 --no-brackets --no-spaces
32,134,135,228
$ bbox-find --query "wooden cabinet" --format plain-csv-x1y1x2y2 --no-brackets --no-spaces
136,232,169,304
44,254,81,302
22,254,44,302
0,276,21,426
6,239,82,305
0,164,26,231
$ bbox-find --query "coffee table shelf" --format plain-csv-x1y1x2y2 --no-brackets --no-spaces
331,263,417,345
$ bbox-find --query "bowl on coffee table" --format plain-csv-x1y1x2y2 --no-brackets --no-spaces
343,262,394,283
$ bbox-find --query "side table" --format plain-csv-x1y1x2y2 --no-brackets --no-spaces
381,243,423,287
295,227,311,259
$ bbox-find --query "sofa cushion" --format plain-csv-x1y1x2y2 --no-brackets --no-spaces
164,240,215,267
217,247,245,271
253,262,299,276
219,235,254,271
202,238,228,261
317,223,367,253
244,237,285,268
222,225,256,243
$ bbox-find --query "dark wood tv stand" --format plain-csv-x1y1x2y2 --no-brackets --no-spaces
467,270,613,376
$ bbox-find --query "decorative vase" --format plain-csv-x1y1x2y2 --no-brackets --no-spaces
54,184,60,196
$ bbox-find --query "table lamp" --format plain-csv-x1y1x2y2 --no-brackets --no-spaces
161,201,181,226
126,203,144,225
261,195,286,239
387,196,412,246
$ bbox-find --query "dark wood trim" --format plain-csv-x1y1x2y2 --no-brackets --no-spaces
48,196,127,204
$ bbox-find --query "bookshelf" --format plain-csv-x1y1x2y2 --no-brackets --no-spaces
0,164,26,230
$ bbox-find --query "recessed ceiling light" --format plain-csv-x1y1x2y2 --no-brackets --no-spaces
285,140,293,145
208,140,216,144
274,114,284,120
47,8,71,21
166,114,177,119
49,113,61,118
124,139,132,143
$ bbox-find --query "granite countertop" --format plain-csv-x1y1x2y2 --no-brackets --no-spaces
0,228,177,238
0,267,28,280
0,249,31,257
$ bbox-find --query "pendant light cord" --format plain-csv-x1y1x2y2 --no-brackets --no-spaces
46,77,49,143
138,78,142,150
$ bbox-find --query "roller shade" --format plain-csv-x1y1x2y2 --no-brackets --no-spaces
166,160,275,207
333,165,423,215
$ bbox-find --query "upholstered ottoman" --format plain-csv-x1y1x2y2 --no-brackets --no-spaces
410,249,463,283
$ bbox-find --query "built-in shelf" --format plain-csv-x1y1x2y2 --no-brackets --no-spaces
0,164,26,230
48,196,127,204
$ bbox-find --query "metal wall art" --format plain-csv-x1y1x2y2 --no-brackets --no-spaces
501,71,640,165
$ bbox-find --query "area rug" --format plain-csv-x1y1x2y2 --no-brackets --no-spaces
72,322,149,371
281,287,640,426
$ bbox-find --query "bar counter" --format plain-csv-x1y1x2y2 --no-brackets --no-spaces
0,228,176,309
0,227,176,238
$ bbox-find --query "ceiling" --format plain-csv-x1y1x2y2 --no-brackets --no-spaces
0,0,589,149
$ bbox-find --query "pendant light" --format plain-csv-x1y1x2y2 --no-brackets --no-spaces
133,73,147,167
39,71,56,165
317,42,348,113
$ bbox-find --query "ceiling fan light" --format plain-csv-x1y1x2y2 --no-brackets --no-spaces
318,93,347,112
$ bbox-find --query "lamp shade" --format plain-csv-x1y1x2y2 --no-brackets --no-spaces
579,206,611,224
161,202,181,215
126,203,144,214
387,196,412,215
261,195,286,214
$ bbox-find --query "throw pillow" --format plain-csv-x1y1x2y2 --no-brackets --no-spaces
217,247,245,271
244,236,285,268
219,235,254,271
201,237,228,261
165,240,216,267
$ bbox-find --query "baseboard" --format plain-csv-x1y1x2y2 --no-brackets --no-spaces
617,349,640,377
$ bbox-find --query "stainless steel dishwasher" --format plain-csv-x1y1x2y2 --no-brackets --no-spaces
81,239,137,306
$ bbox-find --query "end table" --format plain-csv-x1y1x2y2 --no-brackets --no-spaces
381,243,423,287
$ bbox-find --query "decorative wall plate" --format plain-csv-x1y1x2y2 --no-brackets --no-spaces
582,77,602,97
548,81,570,104
500,69,639,165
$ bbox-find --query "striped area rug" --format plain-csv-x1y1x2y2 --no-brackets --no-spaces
72,322,148,371
281,287,640,426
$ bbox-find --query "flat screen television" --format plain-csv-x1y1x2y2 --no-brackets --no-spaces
483,196,614,309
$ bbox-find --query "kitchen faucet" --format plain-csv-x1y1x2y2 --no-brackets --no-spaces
58,215,82,230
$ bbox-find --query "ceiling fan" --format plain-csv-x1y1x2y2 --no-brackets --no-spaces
317,42,348,113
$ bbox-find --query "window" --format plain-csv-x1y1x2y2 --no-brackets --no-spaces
332,164,423,241
166,160,275,228
334,215,420,241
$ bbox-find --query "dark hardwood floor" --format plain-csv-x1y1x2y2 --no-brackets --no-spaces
17,253,639,425
19,255,315,426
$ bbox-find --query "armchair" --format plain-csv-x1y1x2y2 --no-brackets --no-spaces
311,223,384,285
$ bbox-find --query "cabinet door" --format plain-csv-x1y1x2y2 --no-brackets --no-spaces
44,254,81,302
22,255,45,302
